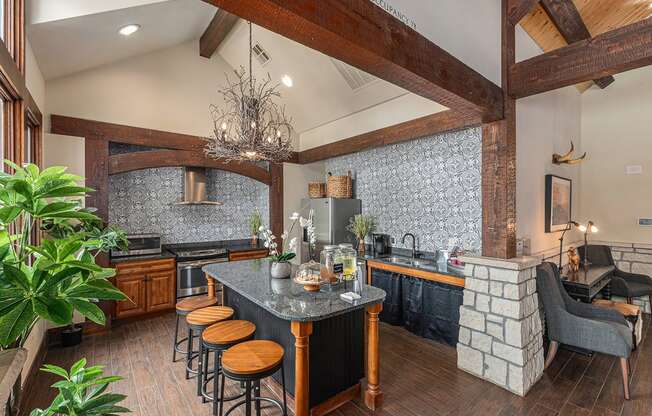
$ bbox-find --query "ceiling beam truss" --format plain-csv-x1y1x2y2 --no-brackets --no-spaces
199,0,504,122
199,9,239,59
539,0,615,89
509,17,652,98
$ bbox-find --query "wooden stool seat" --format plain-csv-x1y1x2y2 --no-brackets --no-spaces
222,340,284,376
187,306,234,328
176,296,219,315
203,320,256,347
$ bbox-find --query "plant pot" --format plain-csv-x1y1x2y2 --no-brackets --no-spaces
62,325,83,347
271,261,292,279
251,235,258,246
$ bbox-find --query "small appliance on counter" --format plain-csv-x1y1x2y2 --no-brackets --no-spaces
372,233,392,256
110,233,161,258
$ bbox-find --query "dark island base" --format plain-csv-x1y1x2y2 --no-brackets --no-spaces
224,287,365,410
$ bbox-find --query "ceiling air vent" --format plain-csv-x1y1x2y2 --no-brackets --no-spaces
331,59,377,91
252,42,271,66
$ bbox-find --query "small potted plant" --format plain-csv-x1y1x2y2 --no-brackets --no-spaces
249,208,263,245
260,210,314,278
347,214,376,256
30,358,129,416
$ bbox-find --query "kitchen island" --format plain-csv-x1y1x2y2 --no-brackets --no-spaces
203,260,386,416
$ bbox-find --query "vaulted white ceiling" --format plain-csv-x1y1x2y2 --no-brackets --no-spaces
27,0,216,80
28,0,443,138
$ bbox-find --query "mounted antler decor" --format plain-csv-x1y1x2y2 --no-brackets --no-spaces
552,141,586,165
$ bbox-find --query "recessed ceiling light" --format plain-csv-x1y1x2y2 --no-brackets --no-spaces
281,74,293,87
118,24,140,36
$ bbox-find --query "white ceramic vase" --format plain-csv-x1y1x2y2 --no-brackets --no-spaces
270,261,292,279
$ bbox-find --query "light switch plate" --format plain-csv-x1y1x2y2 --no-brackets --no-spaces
626,165,643,175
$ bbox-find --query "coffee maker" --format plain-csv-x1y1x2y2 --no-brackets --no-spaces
372,233,392,255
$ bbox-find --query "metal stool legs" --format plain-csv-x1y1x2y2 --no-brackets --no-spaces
173,314,190,362
219,364,288,416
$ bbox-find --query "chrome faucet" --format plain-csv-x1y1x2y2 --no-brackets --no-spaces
401,233,417,258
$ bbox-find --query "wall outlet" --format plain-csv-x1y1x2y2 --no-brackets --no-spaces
516,238,531,257
626,165,643,175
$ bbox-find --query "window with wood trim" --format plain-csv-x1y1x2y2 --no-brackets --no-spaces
1,0,24,71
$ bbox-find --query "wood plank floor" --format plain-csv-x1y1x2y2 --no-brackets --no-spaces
22,312,652,416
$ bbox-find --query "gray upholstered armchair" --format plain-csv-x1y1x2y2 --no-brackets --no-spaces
579,244,652,305
536,262,633,399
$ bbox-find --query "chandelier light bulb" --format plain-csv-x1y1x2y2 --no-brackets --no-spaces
578,225,587,232
221,122,227,130
590,225,598,233
251,121,256,128
281,74,293,87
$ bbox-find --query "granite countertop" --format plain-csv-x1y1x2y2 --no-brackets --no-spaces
110,249,176,264
203,260,386,322
362,246,467,278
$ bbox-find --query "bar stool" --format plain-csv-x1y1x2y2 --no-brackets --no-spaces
185,306,234,390
201,320,256,415
173,295,218,362
219,340,288,416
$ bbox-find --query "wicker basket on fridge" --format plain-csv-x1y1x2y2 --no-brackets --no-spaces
327,171,352,199
308,182,327,198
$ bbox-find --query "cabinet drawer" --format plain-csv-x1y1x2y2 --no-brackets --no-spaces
229,249,268,262
114,258,175,275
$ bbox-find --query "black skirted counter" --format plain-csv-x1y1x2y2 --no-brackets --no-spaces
203,260,386,416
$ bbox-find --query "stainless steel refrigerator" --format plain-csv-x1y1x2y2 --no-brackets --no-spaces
301,198,362,262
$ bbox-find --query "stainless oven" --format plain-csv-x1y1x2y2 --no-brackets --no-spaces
111,233,161,257
176,257,228,298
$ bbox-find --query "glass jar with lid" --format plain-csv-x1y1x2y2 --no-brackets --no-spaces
320,245,341,283
338,243,357,281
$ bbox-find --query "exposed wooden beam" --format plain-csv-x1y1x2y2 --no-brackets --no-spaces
539,0,614,89
108,149,271,185
200,0,503,122
199,9,239,59
51,115,206,151
482,0,517,259
298,110,481,165
507,0,539,25
510,17,652,98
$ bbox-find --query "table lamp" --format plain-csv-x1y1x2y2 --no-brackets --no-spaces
558,221,581,272
579,220,598,267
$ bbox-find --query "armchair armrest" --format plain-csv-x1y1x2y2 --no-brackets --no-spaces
564,297,628,326
614,269,652,285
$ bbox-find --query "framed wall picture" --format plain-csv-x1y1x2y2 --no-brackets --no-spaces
545,175,572,233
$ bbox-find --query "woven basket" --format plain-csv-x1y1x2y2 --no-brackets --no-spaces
327,171,352,199
308,182,326,198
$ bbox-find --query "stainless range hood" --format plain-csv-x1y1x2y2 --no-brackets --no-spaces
175,167,223,205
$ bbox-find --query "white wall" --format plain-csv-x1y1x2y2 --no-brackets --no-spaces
580,67,652,244
299,94,446,151
46,39,231,138
22,40,47,386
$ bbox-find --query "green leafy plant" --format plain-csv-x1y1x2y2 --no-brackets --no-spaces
347,214,376,241
30,358,129,416
0,162,127,348
249,208,263,238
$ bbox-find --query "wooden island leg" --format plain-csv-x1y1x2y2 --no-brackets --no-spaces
365,303,383,410
291,321,313,416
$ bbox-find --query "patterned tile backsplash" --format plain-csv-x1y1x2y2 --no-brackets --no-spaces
324,127,482,252
109,167,269,244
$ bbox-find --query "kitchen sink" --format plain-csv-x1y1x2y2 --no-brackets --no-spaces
384,256,436,268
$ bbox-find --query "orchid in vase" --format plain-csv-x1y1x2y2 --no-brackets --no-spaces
260,209,315,278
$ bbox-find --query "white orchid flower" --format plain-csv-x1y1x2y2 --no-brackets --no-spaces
281,231,288,240
258,225,265,232
290,212,300,220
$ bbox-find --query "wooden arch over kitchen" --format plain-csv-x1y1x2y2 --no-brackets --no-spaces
50,115,284,239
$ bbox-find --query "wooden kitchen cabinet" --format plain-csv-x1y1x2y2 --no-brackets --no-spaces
113,258,176,320
228,249,268,262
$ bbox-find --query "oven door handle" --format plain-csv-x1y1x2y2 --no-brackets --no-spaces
178,258,228,268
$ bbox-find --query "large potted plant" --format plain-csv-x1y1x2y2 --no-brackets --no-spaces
0,162,128,414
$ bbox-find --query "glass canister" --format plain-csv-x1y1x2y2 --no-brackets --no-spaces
320,245,341,283
338,243,357,281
